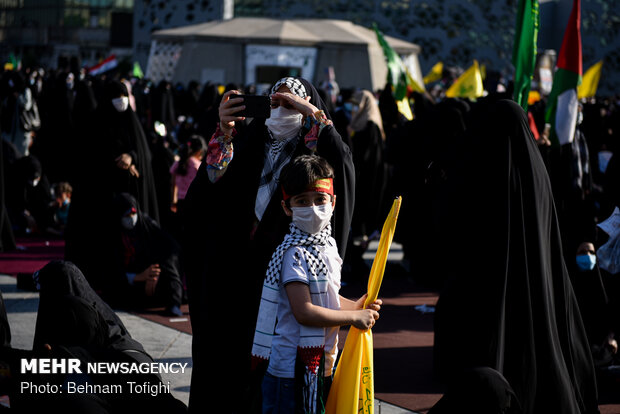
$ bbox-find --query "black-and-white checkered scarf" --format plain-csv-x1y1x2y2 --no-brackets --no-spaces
254,77,308,221
252,222,331,413
252,222,331,362
271,77,308,99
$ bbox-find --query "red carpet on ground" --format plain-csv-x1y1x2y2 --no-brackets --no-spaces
0,237,65,275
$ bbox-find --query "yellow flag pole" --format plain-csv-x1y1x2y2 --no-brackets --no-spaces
365,196,402,307
326,196,402,414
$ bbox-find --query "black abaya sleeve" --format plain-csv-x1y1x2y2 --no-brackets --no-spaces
316,123,355,259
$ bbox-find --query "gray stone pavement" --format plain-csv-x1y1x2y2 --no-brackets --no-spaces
1,240,419,413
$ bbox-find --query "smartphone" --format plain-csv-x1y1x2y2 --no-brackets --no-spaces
233,95,271,118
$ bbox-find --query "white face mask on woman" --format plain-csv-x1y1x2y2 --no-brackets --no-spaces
265,106,303,140
112,96,129,112
291,203,333,234
121,213,138,230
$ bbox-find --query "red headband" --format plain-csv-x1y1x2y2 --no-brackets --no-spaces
282,178,334,201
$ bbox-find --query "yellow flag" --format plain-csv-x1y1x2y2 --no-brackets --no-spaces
396,98,413,121
423,62,443,84
528,90,541,105
326,197,402,414
578,60,603,99
445,60,485,99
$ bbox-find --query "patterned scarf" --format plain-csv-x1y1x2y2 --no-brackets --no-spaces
254,131,299,221
252,222,331,413
254,77,308,221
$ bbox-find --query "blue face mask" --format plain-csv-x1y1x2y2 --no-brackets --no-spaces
576,254,596,271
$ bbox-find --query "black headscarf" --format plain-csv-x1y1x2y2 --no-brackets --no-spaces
432,99,599,414
33,260,147,355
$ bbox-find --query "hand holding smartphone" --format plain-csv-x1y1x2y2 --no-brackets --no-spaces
232,95,271,118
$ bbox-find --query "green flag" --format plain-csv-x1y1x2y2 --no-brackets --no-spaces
512,0,539,110
8,53,20,71
372,23,409,100
133,61,144,79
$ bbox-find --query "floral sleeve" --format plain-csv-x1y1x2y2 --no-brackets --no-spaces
206,124,236,183
303,110,334,152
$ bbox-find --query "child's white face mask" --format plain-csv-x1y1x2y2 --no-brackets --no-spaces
291,203,333,234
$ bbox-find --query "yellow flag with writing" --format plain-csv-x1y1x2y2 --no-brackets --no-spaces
578,60,603,99
325,197,402,414
445,60,484,99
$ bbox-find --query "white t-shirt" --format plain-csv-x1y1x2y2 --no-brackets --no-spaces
267,236,342,379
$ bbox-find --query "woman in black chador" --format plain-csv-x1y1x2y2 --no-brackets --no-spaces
65,80,159,290
4,260,188,414
182,77,355,413
108,192,184,316
431,99,599,414
96,79,159,223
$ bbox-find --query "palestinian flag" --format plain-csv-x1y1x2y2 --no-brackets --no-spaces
545,0,582,146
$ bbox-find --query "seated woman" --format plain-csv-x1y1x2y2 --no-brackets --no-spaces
3,260,187,413
108,193,184,316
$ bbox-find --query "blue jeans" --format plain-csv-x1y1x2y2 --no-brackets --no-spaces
261,372,295,414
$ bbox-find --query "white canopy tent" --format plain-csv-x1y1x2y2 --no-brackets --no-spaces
148,17,423,93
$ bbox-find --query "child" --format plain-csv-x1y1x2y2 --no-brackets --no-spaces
50,182,72,233
169,134,206,214
252,154,381,413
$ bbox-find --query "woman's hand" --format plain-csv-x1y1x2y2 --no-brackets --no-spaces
135,264,160,297
115,153,140,177
135,264,161,282
218,90,246,135
271,91,318,117
115,153,132,169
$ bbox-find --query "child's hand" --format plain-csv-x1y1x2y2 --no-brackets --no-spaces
354,293,383,311
366,298,382,312
352,309,379,330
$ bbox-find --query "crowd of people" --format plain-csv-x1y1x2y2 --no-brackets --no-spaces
0,55,619,413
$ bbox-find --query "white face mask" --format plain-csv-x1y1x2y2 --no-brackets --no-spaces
265,106,303,140
121,213,138,230
112,96,129,112
291,203,333,234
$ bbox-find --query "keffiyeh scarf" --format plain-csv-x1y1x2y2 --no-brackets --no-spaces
252,222,331,413
254,78,308,221
254,131,299,221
